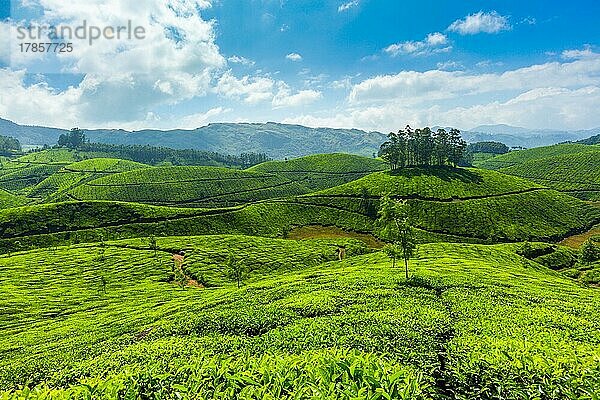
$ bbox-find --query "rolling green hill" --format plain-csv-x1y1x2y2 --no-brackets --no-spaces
303,167,599,242
478,143,599,170
315,167,543,199
1,166,597,253
60,166,310,207
1,238,599,398
29,158,150,200
0,149,111,196
499,150,600,201
248,153,387,191
0,188,29,209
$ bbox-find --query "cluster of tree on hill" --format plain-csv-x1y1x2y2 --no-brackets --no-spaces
0,135,22,154
56,128,271,168
466,141,509,155
379,126,467,171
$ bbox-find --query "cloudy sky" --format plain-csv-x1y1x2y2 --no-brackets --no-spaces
0,0,599,132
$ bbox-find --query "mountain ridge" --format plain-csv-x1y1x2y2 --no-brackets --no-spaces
2,117,599,158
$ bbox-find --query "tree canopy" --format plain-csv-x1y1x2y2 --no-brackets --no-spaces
0,135,21,153
379,126,467,171
58,128,87,149
466,141,510,155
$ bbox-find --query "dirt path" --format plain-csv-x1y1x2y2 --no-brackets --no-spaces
560,224,600,249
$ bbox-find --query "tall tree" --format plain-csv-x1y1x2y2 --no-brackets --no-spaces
377,195,417,279
379,126,467,171
448,128,467,167
433,128,450,165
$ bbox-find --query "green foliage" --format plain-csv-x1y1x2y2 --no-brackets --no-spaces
64,166,309,207
310,167,599,243
249,153,386,191
478,143,597,170
379,126,466,170
29,158,150,200
581,238,600,264
0,135,21,153
466,141,509,155
1,240,600,398
499,149,600,201
377,196,416,278
0,189,29,210
79,142,271,168
316,167,542,199
382,243,403,268
57,128,87,149
225,252,246,288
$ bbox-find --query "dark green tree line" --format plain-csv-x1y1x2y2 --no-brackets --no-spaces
379,126,467,171
56,128,271,168
0,135,21,153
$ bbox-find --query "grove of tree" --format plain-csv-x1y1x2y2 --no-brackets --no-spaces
379,126,467,171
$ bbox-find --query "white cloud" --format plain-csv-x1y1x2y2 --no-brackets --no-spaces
284,86,600,132
179,107,231,129
436,61,463,71
349,54,600,104
272,83,321,108
283,53,600,132
448,11,510,35
0,0,228,124
562,46,595,60
338,1,359,12
0,68,81,127
286,53,303,62
228,55,255,67
384,33,450,57
216,71,274,104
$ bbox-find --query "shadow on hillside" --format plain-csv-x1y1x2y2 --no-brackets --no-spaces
388,166,483,184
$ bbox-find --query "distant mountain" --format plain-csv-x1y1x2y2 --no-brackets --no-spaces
0,118,68,146
577,133,600,145
0,118,387,159
463,124,599,148
2,117,598,158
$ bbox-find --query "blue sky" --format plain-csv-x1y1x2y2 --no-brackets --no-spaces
0,0,599,132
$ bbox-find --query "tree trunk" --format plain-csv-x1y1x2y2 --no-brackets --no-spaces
392,256,396,269
404,258,409,280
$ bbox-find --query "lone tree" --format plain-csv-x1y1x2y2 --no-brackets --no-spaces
377,194,417,279
581,238,600,264
226,252,246,288
146,235,158,259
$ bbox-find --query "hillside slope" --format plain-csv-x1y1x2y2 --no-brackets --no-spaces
1,167,597,253
61,166,310,207
30,158,150,200
499,150,600,201
478,143,598,170
1,238,599,398
303,167,600,242
249,153,386,190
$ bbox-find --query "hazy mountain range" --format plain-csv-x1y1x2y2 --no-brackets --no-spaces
0,118,598,159
463,124,600,148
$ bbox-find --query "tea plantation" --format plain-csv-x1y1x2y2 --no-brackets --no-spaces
1,149,600,399
499,150,600,201
1,237,600,399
